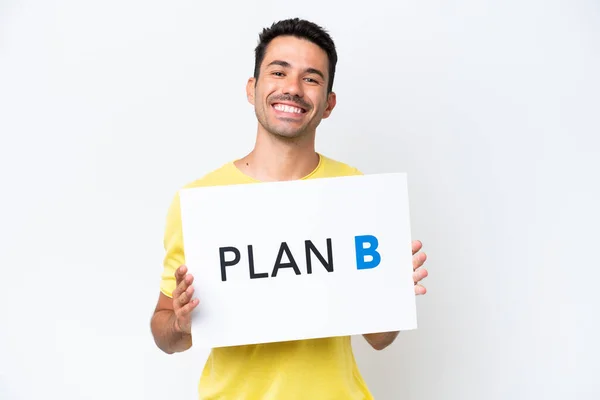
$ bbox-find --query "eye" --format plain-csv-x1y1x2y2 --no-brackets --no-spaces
272,71,285,77
304,77,320,84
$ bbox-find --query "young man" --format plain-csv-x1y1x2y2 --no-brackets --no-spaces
150,18,429,399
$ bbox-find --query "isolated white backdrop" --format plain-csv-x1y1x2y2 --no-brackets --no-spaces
1,0,599,399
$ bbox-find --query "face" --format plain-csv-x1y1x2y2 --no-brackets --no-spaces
246,35,336,140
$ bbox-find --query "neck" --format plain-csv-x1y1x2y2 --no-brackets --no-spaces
235,126,320,182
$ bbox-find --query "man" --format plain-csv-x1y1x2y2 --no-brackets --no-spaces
150,18,428,399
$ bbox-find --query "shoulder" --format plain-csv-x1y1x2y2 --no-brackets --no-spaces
316,154,364,177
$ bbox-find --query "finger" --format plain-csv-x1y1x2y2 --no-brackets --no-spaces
177,285,195,307
178,297,200,316
173,273,194,301
412,240,422,255
413,252,427,271
413,267,428,284
414,284,427,295
175,265,188,286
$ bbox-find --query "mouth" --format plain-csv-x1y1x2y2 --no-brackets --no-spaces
271,102,307,116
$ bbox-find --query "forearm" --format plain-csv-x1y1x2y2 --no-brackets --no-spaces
363,330,400,350
151,310,193,354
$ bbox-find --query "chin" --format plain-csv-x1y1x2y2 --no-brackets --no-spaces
258,115,311,139
266,122,307,139
271,129,306,139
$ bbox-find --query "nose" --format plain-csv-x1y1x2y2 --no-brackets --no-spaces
282,74,304,98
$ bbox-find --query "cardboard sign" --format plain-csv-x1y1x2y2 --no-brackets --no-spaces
179,172,417,348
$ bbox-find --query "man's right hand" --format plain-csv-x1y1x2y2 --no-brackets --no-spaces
171,265,199,334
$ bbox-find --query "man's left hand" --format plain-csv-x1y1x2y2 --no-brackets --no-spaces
412,240,428,295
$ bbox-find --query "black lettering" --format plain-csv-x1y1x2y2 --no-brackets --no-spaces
272,242,301,277
219,246,240,281
248,245,269,279
305,238,334,274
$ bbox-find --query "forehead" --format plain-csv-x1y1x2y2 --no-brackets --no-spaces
261,36,329,72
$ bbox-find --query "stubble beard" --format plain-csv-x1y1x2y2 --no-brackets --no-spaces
256,107,313,141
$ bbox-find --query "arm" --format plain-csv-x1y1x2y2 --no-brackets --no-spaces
152,190,200,354
151,293,192,354
150,265,199,354
363,331,400,350
363,240,428,351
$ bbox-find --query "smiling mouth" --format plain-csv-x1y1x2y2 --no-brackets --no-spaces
272,103,307,114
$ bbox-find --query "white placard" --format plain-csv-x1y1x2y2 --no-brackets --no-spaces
179,172,417,348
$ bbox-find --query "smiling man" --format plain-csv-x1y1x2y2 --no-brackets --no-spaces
150,18,429,399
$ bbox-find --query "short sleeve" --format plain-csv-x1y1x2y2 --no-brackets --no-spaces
160,191,186,298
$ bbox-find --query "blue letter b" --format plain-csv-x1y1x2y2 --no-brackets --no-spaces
355,235,381,270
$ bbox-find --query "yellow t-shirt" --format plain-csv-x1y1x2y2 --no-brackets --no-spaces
160,153,374,400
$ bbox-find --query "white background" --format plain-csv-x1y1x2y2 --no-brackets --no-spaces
0,0,598,399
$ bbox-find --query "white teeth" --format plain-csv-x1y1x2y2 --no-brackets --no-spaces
274,104,303,114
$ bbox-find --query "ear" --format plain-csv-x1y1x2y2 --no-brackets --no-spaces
246,77,256,105
322,91,337,119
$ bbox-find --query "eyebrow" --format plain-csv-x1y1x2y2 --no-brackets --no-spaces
267,60,325,80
